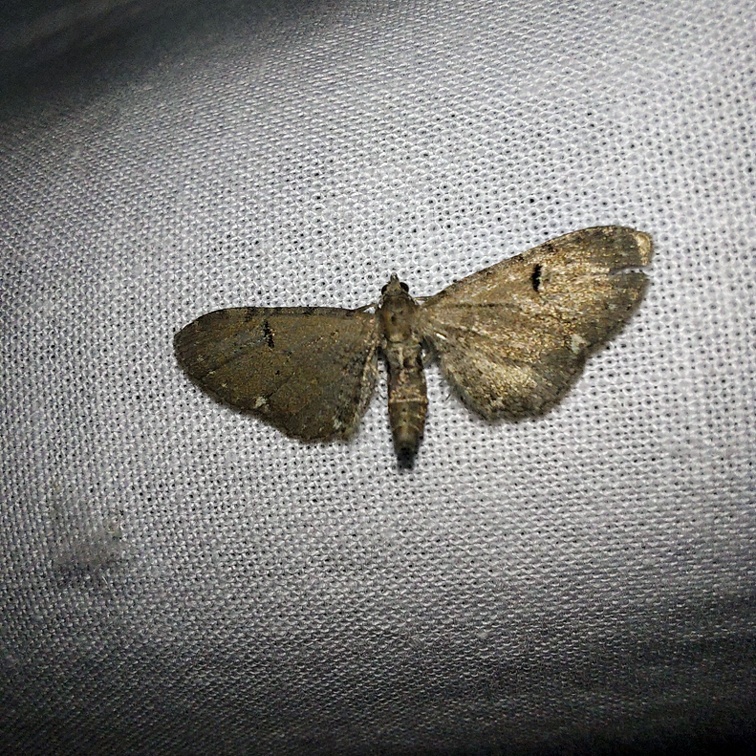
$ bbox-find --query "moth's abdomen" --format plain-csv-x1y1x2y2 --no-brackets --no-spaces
386,347,428,464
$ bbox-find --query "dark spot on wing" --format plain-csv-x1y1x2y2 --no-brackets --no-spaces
262,319,274,348
531,264,543,292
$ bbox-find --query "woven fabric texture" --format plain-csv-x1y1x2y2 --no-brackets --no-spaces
1,0,754,753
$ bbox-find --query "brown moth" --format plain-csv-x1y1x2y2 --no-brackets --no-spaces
175,226,652,465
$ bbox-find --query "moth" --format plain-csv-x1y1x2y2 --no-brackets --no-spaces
175,226,652,465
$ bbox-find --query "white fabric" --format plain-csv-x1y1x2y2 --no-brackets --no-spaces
1,0,754,752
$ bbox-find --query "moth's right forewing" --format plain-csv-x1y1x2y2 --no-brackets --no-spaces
174,307,379,441
426,227,652,338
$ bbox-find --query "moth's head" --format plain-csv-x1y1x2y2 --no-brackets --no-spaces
380,274,410,303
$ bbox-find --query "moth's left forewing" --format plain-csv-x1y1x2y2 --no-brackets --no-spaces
418,226,653,420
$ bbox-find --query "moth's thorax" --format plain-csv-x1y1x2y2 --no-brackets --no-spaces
379,276,421,344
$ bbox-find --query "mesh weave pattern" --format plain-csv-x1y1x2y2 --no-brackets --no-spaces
1,0,754,753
